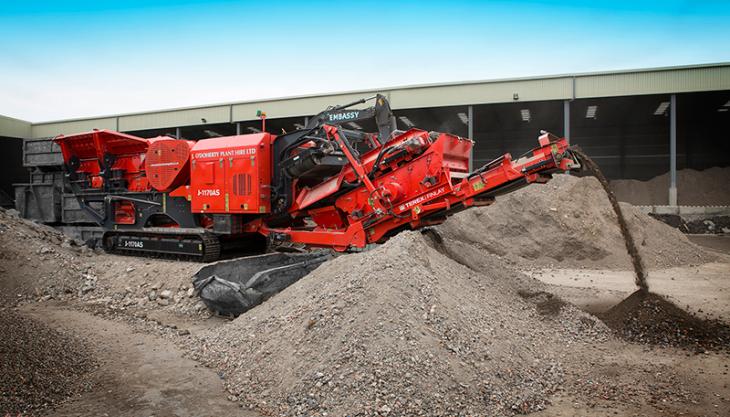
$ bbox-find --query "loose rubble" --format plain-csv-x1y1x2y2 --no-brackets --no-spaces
0,170,728,416
0,208,91,304
186,232,609,416
438,174,718,270
650,213,730,234
610,166,730,206
601,291,730,352
0,207,205,316
0,309,95,414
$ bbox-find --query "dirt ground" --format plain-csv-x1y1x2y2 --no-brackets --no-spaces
528,261,730,319
18,303,257,417
2,237,726,417
2,188,730,416
528,235,730,322
528,235,730,416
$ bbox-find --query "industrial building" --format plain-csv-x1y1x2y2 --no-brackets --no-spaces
1,62,728,222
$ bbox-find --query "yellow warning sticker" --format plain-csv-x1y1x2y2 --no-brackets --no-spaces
472,180,485,191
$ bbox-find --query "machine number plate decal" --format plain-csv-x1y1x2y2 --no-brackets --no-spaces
123,240,144,248
197,189,221,196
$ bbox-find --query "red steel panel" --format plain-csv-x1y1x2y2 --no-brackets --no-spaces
189,133,272,214
145,138,194,192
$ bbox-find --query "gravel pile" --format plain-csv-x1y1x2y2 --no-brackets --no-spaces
610,166,730,206
74,256,206,317
0,309,95,414
438,174,717,270
0,208,94,304
0,207,207,316
188,231,608,416
600,291,730,352
649,213,730,234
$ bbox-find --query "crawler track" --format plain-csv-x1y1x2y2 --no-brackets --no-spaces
102,228,221,262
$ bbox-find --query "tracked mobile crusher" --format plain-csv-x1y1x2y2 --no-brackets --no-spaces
55,95,579,314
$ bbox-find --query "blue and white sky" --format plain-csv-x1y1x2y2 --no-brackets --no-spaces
1,0,728,121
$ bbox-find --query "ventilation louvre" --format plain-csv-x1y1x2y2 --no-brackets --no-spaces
232,173,252,196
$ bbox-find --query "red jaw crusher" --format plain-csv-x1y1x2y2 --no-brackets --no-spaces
55,94,579,261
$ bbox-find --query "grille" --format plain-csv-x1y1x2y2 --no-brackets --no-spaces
232,173,252,196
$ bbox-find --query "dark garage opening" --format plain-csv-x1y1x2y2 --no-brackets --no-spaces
571,94,671,181
393,106,469,139
471,100,564,169
677,90,730,171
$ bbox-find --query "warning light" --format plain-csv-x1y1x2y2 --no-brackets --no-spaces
256,110,267,132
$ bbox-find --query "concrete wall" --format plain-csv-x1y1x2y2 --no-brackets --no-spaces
32,117,117,138
0,115,31,139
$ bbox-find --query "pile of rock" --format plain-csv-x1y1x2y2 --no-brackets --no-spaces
187,232,608,416
601,291,730,352
0,208,93,304
438,174,717,270
0,309,95,414
610,166,730,206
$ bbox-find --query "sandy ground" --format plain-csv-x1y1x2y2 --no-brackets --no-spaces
527,235,730,417
19,303,258,417
3,206,730,416
527,236,730,321
528,262,730,320
13,255,729,417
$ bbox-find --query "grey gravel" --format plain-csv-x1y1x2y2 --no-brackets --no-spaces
0,309,95,414
186,232,609,416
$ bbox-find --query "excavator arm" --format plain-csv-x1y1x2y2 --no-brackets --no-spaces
305,94,396,142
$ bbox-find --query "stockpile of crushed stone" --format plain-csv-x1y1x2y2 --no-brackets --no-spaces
438,174,717,270
649,213,730,234
188,232,608,416
601,291,730,352
610,167,730,206
0,309,95,414
0,208,95,304
0,208,205,315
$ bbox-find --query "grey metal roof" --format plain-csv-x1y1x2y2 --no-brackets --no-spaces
4,62,729,139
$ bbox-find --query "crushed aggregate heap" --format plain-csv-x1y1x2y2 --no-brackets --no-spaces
188,232,609,416
0,309,94,414
610,166,730,206
0,170,725,416
438,174,716,270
